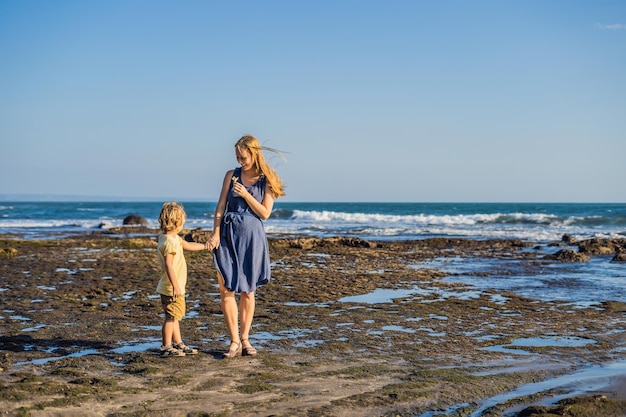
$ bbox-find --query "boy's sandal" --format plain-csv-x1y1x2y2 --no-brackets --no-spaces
174,342,198,355
241,339,257,356
223,341,242,359
160,345,185,357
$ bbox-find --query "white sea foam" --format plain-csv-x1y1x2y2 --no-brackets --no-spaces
292,210,501,226
290,210,568,227
2,202,623,243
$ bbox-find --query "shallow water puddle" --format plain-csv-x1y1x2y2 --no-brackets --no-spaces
284,301,330,307
55,267,94,274
466,359,626,417
111,339,161,354
13,348,101,366
471,357,568,377
382,325,416,333
339,286,507,305
511,335,597,348
37,285,57,291
247,328,322,347
481,335,597,356
22,324,47,332
417,359,626,416
339,287,433,304
422,255,626,306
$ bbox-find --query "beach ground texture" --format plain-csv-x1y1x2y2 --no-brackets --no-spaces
0,231,625,417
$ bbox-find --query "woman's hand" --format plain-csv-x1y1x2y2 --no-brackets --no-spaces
232,181,250,199
208,233,220,250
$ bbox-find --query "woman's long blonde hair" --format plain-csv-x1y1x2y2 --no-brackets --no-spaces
236,135,285,198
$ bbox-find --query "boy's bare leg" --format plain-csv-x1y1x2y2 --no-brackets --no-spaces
162,318,175,346
172,320,182,345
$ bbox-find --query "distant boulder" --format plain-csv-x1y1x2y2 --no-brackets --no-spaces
612,248,626,262
544,249,590,262
184,228,211,243
578,238,626,255
561,234,577,245
96,221,113,229
123,214,149,226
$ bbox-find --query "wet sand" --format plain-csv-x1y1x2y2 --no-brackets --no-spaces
1,231,625,416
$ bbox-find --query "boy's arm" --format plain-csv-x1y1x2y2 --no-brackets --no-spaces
181,240,208,251
164,253,183,297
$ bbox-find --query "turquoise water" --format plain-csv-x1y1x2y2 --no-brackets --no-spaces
1,201,624,242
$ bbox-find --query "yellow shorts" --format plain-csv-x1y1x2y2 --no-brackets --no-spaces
160,294,186,321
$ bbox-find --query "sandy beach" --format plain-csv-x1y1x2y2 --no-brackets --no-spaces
1,231,625,416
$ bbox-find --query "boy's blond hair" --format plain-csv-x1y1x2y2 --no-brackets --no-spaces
158,202,186,232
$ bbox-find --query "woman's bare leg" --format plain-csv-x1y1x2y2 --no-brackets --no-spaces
217,272,240,347
240,292,255,345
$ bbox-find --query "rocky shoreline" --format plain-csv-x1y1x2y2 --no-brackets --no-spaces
1,231,625,416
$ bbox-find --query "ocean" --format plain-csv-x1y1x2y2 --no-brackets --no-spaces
4,201,624,306
0,201,624,243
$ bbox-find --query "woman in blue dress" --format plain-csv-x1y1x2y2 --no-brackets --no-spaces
208,135,285,358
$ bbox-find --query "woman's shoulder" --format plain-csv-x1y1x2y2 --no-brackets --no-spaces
224,168,238,178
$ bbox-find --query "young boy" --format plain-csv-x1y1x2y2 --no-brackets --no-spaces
157,202,211,357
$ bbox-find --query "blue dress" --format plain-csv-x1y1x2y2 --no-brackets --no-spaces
213,167,271,293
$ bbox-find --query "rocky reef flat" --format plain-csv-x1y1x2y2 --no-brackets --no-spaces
0,231,625,416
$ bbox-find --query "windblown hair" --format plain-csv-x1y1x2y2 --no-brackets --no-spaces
236,135,286,198
158,201,186,232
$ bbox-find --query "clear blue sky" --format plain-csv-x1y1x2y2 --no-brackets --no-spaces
1,1,625,202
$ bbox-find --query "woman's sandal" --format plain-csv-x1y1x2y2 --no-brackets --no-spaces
223,341,242,359
241,339,257,356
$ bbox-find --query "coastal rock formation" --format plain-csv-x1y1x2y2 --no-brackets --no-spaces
279,237,377,249
544,249,591,262
612,251,626,262
184,228,211,243
0,234,624,417
561,234,578,245
577,238,626,255
0,247,17,258
123,214,149,226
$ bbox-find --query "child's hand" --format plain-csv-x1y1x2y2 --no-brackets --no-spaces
172,286,183,298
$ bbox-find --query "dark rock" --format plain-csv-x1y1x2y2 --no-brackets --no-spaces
544,249,590,262
327,237,377,248
516,405,549,417
578,238,626,255
601,301,626,312
105,226,155,235
561,234,577,245
611,252,626,262
123,214,149,226
184,228,211,243
286,237,322,250
279,237,377,250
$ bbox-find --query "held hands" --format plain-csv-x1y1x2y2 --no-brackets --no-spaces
205,234,220,251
